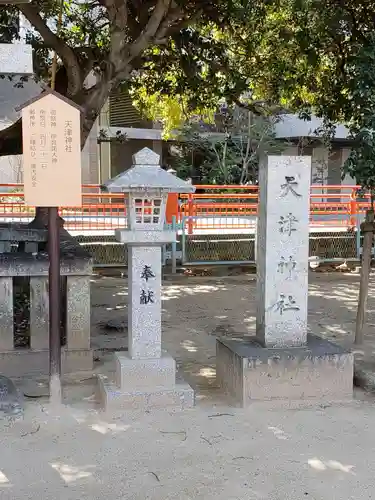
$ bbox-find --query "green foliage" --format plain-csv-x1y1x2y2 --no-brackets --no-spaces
0,0,288,154
339,34,375,195
170,104,287,184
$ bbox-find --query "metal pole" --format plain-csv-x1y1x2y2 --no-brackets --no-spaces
48,206,61,402
171,215,177,274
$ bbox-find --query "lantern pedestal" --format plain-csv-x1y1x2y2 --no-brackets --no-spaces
98,235,194,412
99,147,195,412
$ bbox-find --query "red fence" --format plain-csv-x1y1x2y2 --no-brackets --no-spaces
0,183,369,233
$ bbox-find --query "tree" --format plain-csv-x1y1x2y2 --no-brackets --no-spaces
0,0,273,157
170,103,287,185
253,0,375,345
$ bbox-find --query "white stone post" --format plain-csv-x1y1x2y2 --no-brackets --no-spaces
256,156,311,347
128,246,162,359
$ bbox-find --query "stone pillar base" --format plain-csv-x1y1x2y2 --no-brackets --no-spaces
216,335,353,408
98,352,194,411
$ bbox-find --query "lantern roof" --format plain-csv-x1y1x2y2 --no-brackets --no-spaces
103,147,195,194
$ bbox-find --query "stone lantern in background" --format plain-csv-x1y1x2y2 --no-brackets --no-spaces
99,147,196,411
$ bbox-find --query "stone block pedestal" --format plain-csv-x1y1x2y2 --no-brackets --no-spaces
98,352,194,411
216,336,353,407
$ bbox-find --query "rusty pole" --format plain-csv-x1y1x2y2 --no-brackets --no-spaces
48,207,61,400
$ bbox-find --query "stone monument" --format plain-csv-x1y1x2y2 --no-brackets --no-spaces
216,156,353,406
98,147,195,410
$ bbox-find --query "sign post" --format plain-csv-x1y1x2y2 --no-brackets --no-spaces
19,88,82,401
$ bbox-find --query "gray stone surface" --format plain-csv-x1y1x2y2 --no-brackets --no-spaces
0,231,92,277
98,374,195,411
0,277,13,351
0,225,47,242
256,156,311,347
128,246,162,359
115,228,176,244
216,335,353,407
115,352,176,390
0,226,93,379
66,276,91,350
0,348,93,378
0,375,23,418
30,277,49,350
0,43,33,75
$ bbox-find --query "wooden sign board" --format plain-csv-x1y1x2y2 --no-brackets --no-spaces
21,91,82,207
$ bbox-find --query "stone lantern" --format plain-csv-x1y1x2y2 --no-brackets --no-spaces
99,147,196,411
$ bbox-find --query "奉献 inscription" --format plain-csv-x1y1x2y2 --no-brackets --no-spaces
140,264,155,305
140,289,155,305
141,265,155,281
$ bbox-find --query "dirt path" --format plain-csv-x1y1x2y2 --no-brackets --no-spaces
90,272,375,399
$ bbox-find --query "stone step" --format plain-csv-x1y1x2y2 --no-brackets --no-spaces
115,352,176,390
97,375,194,411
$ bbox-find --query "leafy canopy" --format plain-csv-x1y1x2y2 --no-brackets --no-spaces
0,0,275,154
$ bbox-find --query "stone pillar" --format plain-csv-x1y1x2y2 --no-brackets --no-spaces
30,277,49,350
0,278,13,350
216,155,353,407
256,156,311,347
128,246,161,359
66,276,90,349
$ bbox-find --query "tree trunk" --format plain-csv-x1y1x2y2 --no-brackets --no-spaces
355,209,374,345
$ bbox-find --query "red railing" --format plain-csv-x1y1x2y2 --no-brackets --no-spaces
0,183,369,233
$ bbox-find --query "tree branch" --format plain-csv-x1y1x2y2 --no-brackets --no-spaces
18,3,83,95
154,7,189,44
233,97,286,117
128,0,171,61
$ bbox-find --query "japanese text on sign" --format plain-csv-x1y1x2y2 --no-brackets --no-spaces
64,120,73,153
22,91,82,207
29,108,35,127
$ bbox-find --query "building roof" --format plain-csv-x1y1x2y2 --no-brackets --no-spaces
103,147,195,193
16,85,83,112
0,79,41,125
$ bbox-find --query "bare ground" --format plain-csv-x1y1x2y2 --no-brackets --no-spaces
1,272,375,499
